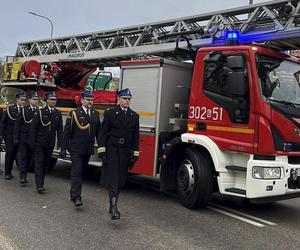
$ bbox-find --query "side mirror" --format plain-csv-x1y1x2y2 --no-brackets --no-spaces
227,55,244,69
226,71,247,97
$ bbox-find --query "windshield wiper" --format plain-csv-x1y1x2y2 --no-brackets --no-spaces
266,99,299,108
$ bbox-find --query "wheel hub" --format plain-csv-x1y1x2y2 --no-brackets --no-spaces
177,159,195,196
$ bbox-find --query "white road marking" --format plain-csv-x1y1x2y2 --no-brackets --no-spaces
207,206,265,227
210,203,277,226
0,234,17,250
127,176,277,228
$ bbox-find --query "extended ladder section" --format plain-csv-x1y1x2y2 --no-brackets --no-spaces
15,0,300,65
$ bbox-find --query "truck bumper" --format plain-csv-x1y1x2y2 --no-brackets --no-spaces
246,155,300,199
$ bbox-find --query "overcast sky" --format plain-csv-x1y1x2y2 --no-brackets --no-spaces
0,0,267,57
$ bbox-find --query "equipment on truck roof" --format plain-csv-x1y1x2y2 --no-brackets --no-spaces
13,0,300,65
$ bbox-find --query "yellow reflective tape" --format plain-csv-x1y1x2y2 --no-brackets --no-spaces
138,112,156,117
207,125,254,134
133,151,139,157
57,107,74,112
97,147,106,154
57,107,154,116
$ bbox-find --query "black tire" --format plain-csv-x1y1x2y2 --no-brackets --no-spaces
48,157,58,173
177,147,213,209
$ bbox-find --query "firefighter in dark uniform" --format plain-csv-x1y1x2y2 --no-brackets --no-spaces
60,91,101,207
0,92,27,180
28,91,63,193
14,91,39,184
98,88,140,220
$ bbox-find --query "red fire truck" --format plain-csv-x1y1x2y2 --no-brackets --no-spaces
2,0,300,208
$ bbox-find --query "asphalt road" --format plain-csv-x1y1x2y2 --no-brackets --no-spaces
0,159,300,250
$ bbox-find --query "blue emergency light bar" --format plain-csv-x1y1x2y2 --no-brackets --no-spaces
225,30,240,45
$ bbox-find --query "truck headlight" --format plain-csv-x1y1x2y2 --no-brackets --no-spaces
252,166,281,179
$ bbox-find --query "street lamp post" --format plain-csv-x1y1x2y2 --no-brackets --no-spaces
28,11,53,38
248,0,254,18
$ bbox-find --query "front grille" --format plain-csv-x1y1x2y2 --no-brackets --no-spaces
288,156,300,165
292,144,300,152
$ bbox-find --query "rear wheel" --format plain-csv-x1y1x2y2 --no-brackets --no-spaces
177,147,213,208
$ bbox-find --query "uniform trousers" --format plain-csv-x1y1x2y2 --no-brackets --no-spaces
70,153,90,200
101,145,131,198
34,147,52,189
18,143,33,179
4,138,19,175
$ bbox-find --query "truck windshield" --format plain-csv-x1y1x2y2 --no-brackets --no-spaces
257,54,300,105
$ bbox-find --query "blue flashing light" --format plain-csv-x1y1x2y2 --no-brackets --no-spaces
225,30,240,45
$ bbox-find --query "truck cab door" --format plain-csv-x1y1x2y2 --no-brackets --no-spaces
189,49,255,153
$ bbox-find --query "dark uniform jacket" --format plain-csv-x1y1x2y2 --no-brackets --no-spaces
98,105,140,188
0,108,3,140
98,105,139,151
61,107,100,155
0,108,3,123
0,104,20,140
28,106,63,149
14,105,37,145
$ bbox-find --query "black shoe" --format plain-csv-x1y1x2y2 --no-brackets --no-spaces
111,197,120,220
0,169,3,175
73,198,83,207
37,187,45,193
5,174,14,180
20,178,28,184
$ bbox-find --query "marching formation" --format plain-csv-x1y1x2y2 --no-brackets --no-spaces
0,88,140,220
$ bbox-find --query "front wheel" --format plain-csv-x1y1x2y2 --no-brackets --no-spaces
177,147,213,209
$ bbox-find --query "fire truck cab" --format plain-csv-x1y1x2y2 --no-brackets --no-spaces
118,44,300,208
